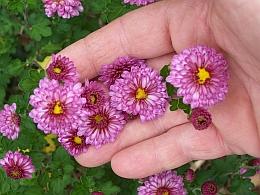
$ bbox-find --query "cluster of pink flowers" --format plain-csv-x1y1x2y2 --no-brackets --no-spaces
28,54,168,157
167,45,229,130
42,0,84,19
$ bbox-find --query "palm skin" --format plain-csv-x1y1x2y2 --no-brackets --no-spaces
60,0,260,178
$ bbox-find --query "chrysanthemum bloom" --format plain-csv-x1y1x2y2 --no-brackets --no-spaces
110,65,168,121
46,54,79,84
78,105,126,148
201,181,218,195
0,151,35,179
81,80,108,112
137,170,187,195
99,56,145,87
189,107,212,130
166,45,229,108
123,0,155,6
43,0,84,19
185,169,195,182
29,78,87,135
0,103,20,140
58,128,88,156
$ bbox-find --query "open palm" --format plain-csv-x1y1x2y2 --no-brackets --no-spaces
60,0,260,178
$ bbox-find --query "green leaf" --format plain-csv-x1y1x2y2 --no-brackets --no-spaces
100,181,120,195
28,17,52,41
160,64,170,79
170,99,178,111
166,82,177,96
242,169,256,177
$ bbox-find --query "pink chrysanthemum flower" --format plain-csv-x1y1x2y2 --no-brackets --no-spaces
78,105,126,148
110,65,168,122
43,0,84,19
185,169,195,182
99,56,145,87
166,45,229,108
0,103,20,140
137,170,187,195
123,0,155,6
29,78,86,135
46,54,79,84
189,107,212,130
81,80,108,112
201,181,218,195
0,151,35,179
58,127,88,156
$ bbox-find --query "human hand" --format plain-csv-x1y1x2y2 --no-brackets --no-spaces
59,0,260,179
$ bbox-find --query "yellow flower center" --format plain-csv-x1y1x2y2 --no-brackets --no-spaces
94,115,103,123
73,136,82,144
197,68,210,84
90,94,97,104
53,101,63,115
135,88,148,100
53,67,62,74
156,188,170,195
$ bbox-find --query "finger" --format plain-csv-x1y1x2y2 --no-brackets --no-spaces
111,123,231,179
75,108,188,167
59,0,173,79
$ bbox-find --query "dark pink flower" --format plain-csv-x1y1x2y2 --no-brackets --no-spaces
78,105,126,148
110,65,168,122
201,181,218,195
29,78,87,135
0,151,35,179
137,170,187,195
185,169,195,182
189,107,212,130
81,80,108,112
0,103,20,140
46,54,79,84
167,45,229,108
99,56,145,87
43,0,83,19
58,127,89,156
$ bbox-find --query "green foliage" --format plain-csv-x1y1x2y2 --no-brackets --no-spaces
0,0,258,195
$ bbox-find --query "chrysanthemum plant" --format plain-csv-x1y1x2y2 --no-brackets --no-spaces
0,0,259,194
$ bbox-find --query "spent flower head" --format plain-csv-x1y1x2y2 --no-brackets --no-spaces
189,107,212,130
201,181,218,195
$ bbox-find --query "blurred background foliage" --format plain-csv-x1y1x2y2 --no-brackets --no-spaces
0,0,259,194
